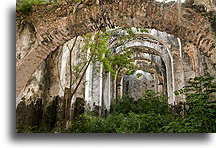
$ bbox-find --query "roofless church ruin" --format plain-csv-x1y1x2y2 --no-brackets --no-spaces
16,0,216,133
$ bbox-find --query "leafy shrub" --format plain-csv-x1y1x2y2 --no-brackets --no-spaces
110,95,136,114
65,75,215,133
174,74,216,132
66,90,173,133
111,90,170,115
65,114,91,133
162,118,199,133
116,112,174,133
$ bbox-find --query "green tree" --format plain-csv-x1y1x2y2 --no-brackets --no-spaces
173,74,216,132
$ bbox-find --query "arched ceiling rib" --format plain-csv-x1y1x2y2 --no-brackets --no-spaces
110,38,175,101
113,46,162,57
16,0,214,97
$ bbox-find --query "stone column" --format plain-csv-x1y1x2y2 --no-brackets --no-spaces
91,61,103,115
84,63,93,111
103,72,111,113
172,39,186,103
110,75,117,105
116,74,123,98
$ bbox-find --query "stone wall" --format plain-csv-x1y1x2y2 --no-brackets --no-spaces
16,0,215,132
16,0,215,96
16,37,89,132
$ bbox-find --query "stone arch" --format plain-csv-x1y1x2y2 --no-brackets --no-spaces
110,38,176,103
114,56,165,99
112,46,166,81
132,57,165,75
16,0,215,97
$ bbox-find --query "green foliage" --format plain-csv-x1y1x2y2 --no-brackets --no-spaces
17,126,39,133
136,90,170,114
65,111,174,133
111,95,136,114
83,30,138,78
126,28,135,37
126,69,136,75
66,90,174,133
111,90,170,115
174,74,216,132
175,74,216,96
116,112,173,133
65,74,216,133
17,0,48,14
139,28,148,33
162,118,200,133
79,27,149,79
71,0,82,3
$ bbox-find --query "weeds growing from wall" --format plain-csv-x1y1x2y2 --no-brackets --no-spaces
16,0,48,14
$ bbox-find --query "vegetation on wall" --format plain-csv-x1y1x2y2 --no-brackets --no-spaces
16,0,216,134
16,23,216,132
16,0,82,14
65,28,215,133
16,0,48,14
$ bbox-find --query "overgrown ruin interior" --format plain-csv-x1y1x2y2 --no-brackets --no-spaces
16,0,216,133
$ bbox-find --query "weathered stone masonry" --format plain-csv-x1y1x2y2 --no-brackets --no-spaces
16,0,215,97
16,0,215,132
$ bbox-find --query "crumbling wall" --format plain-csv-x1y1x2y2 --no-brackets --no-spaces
16,37,88,132
16,0,215,132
